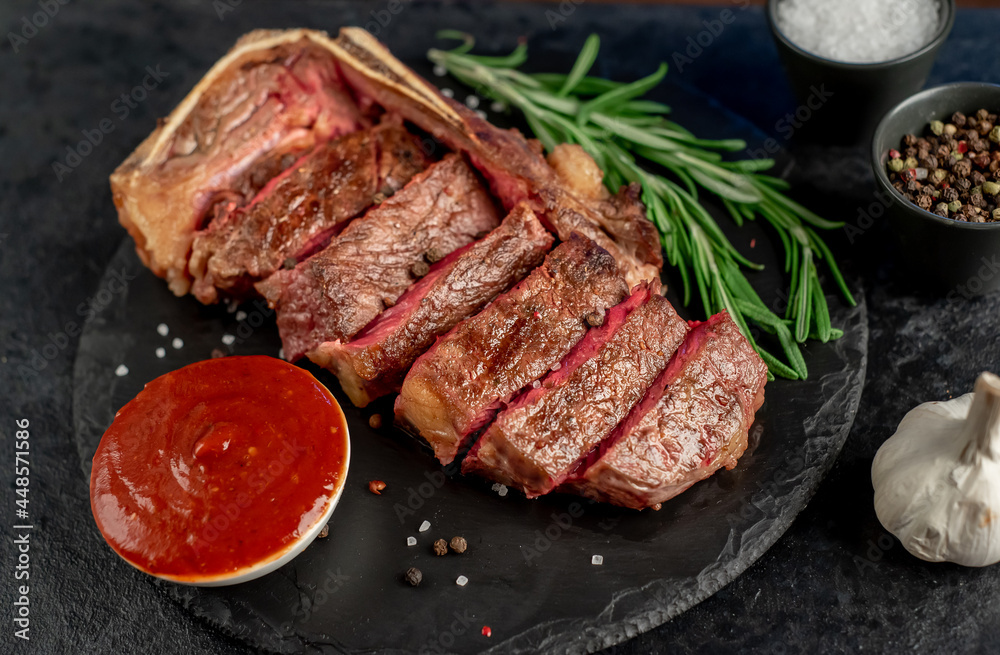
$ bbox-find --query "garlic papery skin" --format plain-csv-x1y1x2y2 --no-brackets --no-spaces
872,372,1000,567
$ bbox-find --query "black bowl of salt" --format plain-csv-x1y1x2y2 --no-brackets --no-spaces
767,0,955,145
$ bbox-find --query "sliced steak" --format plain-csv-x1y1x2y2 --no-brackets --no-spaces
315,204,553,407
257,154,500,362
395,234,629,465
329,28,662,287
463,283,688,497
188,117,429,303
559,312,768,510
111,31,366,296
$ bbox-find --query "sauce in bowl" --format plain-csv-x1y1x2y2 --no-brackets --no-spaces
90,356,349,584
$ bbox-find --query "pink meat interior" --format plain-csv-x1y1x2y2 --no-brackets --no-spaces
348,240,476,346
564,311,727,479
464,282,655,464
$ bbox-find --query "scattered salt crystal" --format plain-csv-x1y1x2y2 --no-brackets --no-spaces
115,364,129,377
532,380,541,389
221,334,236,346
407,536,417,546
497,485,508,497
171,337,184,350
418,520,431,532
155,347,166,359
465,95,480,109
490,100,506,113
475,110,488,120
776,0,941,64
491,483,502,492
592,554,604,565
235,310,248,321
456,575,469,586
278,348,285,360
440,88,454,98
433,64,447,77
156,323,169,337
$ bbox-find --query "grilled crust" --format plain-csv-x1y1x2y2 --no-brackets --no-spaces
112,27,662,298
560,314,768,509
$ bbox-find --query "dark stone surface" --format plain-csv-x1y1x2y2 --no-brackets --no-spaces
1,1,998,654
69,76,866,651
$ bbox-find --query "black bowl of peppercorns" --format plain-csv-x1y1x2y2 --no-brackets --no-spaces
872,82,1000,297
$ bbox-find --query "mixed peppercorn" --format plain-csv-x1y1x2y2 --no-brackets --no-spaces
887,109,1000,223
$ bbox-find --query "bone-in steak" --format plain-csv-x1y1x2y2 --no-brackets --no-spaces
111,32,365,296
559,312,768,510
330,29,662,288
463,282,689,497
257,154,500,362
314,204,553,407
188,117,429,303
395,234,629,465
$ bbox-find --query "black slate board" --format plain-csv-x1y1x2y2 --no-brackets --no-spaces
72,74,867,654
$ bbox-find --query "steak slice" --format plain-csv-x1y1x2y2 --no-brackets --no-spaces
559,312,768,510
395,234,629,465
111,31,366,296
462,282,688,497
188,117,429,303
329,28,662,287
314,204,553,407
257,154,500,362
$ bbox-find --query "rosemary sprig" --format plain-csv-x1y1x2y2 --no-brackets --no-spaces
428,33,856,380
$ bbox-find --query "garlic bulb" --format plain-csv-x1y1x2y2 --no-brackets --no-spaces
872,372,1000,567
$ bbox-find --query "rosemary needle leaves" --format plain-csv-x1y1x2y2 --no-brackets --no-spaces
428,32,855,379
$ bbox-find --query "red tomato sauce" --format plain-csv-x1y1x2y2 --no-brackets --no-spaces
90,356,349,581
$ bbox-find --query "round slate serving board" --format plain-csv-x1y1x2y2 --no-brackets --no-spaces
73,72,867,654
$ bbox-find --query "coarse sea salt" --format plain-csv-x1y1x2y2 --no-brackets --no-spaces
592,554,604,565
235,310,248,321
407,536,417,546
172,337,184,350
418,520,431,532
221,334,236,346
115,364,129,377
155,347,166,359
156,323,169,337
776,0,940,64
456,575,469,586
